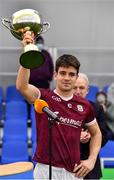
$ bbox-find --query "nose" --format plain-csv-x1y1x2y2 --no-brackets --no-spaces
77,88,81,93
64,74,70,80
75,88,81,96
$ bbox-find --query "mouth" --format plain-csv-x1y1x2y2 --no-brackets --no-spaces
63,83,71,86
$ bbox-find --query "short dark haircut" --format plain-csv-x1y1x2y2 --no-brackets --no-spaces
55,54,80,74
96,91,107,99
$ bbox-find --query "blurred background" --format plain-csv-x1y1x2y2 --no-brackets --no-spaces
0,0,114,179
0,0,114,91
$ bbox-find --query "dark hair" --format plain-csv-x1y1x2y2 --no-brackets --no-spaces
55,54,80,74
35,36,44,44
96,91,107,99
96,91,107,105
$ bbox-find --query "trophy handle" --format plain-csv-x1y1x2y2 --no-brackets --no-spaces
1,18,23,39
41,21,50,34
1,18,14,31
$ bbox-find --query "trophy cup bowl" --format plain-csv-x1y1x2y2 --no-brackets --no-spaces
1,9,50,69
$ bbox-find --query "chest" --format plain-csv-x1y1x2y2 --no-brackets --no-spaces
45,96,88,129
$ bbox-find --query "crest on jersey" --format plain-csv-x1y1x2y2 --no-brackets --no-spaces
77,105,83,112
67,103,72,108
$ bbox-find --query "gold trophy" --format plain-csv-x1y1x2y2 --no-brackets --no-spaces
1,9,50,69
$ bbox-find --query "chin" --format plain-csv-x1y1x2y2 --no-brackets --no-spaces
63,87,71,92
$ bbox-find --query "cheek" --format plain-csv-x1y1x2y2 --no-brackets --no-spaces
54,76,63,85
84,91,88,97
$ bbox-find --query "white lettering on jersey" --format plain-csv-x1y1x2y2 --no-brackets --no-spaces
59,117,82,128
52,96,61,102
49,110,83,128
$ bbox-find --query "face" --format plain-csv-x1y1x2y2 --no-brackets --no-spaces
96,94,106,105
54,66,78,93
73,76,89,98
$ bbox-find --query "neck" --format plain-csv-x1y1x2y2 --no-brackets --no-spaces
55,88,73,98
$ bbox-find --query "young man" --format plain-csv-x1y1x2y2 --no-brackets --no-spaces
73,73,109,180
16,31,101,180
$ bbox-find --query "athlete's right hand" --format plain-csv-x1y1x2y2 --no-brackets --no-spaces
22,31,35,46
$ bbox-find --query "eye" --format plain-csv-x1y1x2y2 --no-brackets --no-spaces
69,73,76,77
59,71,66,76
80,86,85,90
73,87,77,90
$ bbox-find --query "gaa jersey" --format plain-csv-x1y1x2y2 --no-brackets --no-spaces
33,89,96,172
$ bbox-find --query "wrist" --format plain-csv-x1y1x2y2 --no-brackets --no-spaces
88,156,97,164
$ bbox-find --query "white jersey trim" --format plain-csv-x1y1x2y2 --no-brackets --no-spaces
53,89,73,101
85,118,97,126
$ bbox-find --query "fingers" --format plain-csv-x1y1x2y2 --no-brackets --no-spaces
77,168,89,178
80,138,89,143
73,163,90,178
75,167,89,178
22,31,35,45
80,132,91,143
73,163,81,173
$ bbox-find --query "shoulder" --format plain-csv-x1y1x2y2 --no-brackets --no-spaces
40,88,55,98
73,95,95,124
73,95,95,114
73,95,92,107
40,88,52,94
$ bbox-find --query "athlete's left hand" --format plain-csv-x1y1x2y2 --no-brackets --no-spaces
73,159,95,178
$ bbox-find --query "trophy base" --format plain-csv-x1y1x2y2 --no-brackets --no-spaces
20,50,45,69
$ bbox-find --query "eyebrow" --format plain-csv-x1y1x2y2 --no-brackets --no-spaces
73,86,86,89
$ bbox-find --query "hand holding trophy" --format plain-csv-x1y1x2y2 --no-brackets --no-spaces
1,9,50,69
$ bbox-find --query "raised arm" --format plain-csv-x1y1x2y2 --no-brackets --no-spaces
16,66,40,103
16,31,40,103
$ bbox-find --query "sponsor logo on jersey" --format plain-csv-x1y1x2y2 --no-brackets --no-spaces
52,111,83,128
59,117,83,128
52,96,61,102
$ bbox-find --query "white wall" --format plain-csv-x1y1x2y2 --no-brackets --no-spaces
0,0,114,47
0,0,114,91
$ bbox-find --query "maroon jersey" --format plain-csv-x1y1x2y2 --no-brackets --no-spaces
33,89,96,172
